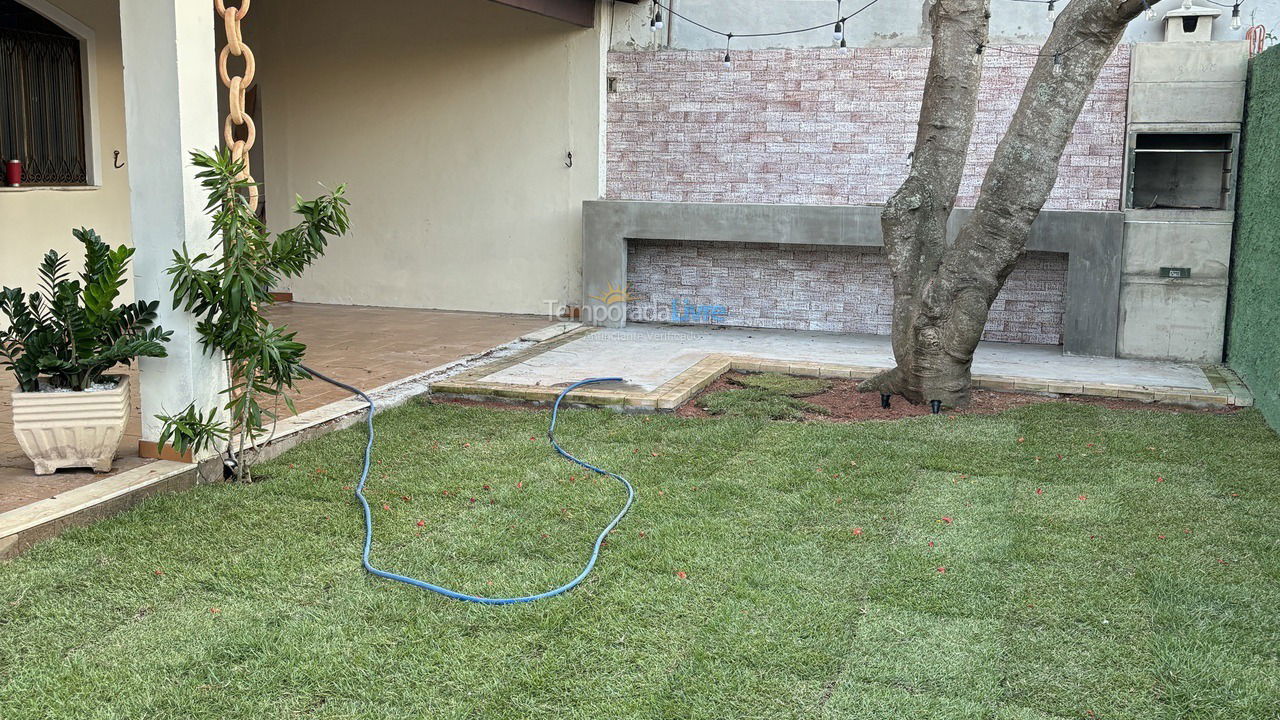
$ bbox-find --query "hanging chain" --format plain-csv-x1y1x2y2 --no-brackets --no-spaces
215,0,258,212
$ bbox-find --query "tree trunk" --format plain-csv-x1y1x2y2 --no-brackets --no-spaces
860,0,1151,408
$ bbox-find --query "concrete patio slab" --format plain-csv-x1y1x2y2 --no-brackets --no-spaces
433,324,1250,410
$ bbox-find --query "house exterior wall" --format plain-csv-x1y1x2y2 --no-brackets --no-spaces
253,0,606,315
596,2,1261,360
0,0,131,307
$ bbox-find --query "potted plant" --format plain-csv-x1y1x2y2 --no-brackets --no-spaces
0,229,172,475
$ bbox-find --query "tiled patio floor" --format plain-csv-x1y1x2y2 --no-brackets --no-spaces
270,303,549,413
0,303,550,514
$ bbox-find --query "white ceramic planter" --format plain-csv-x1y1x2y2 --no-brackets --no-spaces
11,375,130,475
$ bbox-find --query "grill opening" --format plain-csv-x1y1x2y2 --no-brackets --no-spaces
1129,132,1235,211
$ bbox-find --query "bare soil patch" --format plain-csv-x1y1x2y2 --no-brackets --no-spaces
676,374,1242,422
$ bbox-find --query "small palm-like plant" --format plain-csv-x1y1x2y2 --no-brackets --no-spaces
0,229,172,392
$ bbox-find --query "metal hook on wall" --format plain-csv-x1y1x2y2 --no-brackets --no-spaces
565,151,573,169
113,150,124,169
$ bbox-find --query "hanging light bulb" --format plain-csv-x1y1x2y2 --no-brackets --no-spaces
1046,0,1057,22
834,20,844,43
972,43,984,66
839,37,849,53
1231,3,1242,30
1052,52,1064,76
723,50,732,68
651,1,664,31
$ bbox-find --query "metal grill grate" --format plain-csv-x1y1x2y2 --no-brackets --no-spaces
0,28,86,185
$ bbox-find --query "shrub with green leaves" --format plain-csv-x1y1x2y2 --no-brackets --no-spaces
157,148,350,474
0,229,171,392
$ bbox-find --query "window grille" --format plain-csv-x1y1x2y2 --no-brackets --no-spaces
0,17,87,186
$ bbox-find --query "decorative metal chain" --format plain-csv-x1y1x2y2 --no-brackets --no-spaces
215,0,258,212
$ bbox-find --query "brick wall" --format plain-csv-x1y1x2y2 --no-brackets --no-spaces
606,46,1131,210
627,241,1068,346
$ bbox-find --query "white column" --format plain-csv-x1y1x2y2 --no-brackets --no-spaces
120,0,227,456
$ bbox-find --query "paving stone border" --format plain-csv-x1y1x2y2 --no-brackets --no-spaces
433,338,1254,411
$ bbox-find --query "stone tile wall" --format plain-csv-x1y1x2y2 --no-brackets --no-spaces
626,240,1068,345
606,46,1130,210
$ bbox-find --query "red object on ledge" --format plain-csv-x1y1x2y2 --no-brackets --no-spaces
5,159,20,187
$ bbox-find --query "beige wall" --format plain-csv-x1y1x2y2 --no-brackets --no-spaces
255,0,605,314
0,0,131,302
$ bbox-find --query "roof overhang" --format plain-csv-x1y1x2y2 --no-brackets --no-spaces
488,0,638,28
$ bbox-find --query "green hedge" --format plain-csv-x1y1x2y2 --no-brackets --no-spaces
1228,46,1280,430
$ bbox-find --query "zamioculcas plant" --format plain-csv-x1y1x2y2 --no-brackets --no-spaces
1,229,171,474
157,148,350,479
0,229,172,392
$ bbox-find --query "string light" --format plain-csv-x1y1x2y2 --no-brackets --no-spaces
644,0,1160,71
649,0,883,47
972,33,1091,78
1202,0,1250,30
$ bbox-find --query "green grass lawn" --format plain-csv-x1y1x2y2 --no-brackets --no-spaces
2,398,1279,719
698,372,832,419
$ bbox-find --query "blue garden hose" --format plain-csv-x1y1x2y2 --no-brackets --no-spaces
301,367,635,604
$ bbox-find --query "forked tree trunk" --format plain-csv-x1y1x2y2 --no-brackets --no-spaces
859,0,1152,407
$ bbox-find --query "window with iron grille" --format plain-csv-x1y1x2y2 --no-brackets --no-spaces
0,0,86,186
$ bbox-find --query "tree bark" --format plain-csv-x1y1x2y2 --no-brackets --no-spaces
860,0,1152,407
862,0,991,405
